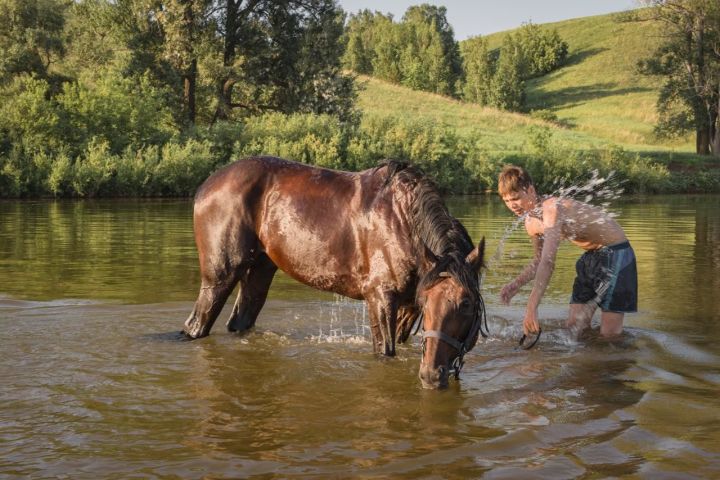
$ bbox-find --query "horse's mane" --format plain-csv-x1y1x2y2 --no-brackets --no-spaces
380,160,478,299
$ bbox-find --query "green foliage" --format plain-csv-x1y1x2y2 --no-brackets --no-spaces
401,4,462,95
347,114,473,191
529,109,560,123
0,4,715,198
210,0,356,123
489,37,526,111
0,75,63,156
512,22,568,79
0,0,67,83
344,5,461,97
71,139,115,197
153,140,215,196
639,0,720,155
460,36,493,104
47,151,73,196
460,22,568,111
235,113,348,170
517,126,671,194
371,18,404,83
57,69,176,156
342,9,389,74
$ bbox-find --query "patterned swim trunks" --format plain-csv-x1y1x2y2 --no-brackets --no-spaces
571,241,638,313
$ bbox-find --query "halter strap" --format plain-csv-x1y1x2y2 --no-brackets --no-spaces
422,329,465,352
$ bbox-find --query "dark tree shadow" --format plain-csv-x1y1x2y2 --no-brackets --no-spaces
564,47,609,67
527,83,653,111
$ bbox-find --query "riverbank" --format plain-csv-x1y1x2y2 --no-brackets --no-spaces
1,113,719,199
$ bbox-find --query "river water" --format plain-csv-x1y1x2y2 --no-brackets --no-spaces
1,196,719,479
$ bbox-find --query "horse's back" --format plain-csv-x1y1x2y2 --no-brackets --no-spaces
191,156,414,299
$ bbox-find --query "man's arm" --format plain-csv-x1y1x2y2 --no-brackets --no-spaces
523,201,563,333
500,235,543,304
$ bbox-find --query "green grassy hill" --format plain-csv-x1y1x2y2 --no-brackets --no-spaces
357,9,696,159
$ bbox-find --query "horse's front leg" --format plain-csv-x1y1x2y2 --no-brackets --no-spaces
366,292,398,356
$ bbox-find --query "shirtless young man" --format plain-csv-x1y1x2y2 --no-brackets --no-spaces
498,165,637,338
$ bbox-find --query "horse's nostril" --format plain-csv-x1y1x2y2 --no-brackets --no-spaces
438,365,447,377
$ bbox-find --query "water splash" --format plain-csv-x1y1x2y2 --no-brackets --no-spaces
549,170,625,217
313,294,370,343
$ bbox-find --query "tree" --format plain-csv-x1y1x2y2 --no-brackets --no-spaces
401,4,461,96
513,22,568,79
371,17,403,83
157,0,212,125
342,9,391,74
0,0,67,83
209,0,355,123
460,35,494,104
640,0,720,156
488,35,525,111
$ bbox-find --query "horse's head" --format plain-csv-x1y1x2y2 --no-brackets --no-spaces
417,237,486,389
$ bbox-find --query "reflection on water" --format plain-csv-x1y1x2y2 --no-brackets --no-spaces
1,196,719,478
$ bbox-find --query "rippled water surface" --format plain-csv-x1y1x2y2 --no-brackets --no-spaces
1,196,719,479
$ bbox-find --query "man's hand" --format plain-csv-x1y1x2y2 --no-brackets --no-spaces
523,308,540,336
500,281,519,305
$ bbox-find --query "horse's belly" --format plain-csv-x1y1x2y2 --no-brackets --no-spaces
261,230,365,299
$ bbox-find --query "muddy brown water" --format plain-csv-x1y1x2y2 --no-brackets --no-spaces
1,196,719,478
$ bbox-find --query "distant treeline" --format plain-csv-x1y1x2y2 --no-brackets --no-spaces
342,6,568,110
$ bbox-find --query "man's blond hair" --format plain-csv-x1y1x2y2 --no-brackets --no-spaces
498,165,534,195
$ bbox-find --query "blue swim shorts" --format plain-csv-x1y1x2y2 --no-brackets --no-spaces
570,241,638,313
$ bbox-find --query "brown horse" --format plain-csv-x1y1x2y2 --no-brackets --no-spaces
183,156,486,389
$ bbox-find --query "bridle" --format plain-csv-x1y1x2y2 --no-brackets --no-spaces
415,280,488,379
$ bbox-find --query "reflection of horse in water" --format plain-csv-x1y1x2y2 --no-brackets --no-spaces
183,156,486,388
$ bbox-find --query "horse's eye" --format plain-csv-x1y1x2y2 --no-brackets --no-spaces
459,299,473,313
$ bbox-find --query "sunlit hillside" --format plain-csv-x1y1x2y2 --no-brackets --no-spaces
358,9,695,156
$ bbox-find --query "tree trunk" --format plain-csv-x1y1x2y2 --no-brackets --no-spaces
212,0,241,123
184,58,197,125
697,126,710,154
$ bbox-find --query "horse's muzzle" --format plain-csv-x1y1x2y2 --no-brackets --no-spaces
418,364,449,389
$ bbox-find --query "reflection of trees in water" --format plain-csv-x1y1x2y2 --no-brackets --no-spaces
695,197,720,323
0,200,198,302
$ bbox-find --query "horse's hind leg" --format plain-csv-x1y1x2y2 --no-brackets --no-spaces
184,218,250,339
226,253,277,334
184,272,240,339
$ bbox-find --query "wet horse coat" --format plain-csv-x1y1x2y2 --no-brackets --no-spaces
183,156,485,387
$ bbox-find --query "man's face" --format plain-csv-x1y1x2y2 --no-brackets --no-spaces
501,186,536,216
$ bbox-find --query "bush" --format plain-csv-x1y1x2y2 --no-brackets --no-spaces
0,75,65,158
72,140,116,197
151,140,216,196
57,69,176,156
47,152,73,196
348,114,473,192
113,146,160,196
508,127,672,195
529,109,560,123
235,113,348,169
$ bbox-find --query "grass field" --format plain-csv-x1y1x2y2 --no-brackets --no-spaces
357,9,699,161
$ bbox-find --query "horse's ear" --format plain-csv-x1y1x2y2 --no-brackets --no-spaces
420,243,439,272
466,237,486,273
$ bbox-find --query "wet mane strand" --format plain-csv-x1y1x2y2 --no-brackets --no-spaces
380,161,478,299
